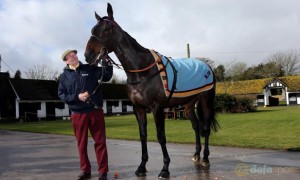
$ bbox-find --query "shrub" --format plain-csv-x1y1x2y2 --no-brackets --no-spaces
215,94,257,113
236,96,257,112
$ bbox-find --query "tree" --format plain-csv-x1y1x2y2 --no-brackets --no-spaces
13,69,22,79
266,49,300,76
213,65,226,82
243,66,258,80
226,61,248,81
25,64,60,80
242,62,284,80
261,62,284,77
196,57,215,69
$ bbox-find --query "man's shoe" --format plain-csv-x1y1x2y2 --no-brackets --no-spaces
77,172,91,180
98,173,107,180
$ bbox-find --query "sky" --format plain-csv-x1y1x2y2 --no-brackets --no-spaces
0,0,300,80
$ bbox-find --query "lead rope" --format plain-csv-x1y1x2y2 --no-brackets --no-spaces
86,55,112,108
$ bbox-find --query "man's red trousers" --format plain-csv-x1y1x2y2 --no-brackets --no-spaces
71,108,108,174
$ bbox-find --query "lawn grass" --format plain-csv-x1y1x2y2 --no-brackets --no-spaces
0,106,299,150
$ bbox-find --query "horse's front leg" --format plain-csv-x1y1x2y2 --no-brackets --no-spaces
153,107,170,179
133,106,148,177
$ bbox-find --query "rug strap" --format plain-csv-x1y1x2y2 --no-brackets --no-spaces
149,49,177,107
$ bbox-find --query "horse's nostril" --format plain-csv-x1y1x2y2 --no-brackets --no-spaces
84,51,92,63
84,52,96,64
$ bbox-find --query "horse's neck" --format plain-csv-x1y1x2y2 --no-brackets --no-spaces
114,31,152,71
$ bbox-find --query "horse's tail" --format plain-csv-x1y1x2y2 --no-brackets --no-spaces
197,81,220,137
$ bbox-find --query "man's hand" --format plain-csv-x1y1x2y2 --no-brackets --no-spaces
78,91,89,102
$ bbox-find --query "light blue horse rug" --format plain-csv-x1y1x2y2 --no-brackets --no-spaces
150,50,215,97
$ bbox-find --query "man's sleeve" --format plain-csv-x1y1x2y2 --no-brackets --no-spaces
58,79,78,104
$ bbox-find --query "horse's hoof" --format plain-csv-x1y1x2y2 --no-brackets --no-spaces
158,170,170,179
192,154,200,161
201,159,210,167
135,167,147,177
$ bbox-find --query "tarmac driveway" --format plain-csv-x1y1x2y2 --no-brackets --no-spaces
0,130,299,180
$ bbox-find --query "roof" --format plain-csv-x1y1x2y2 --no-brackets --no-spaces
1,72,128,101
278,76,300,91
9,79,60,101
216,75,300,95
9,79,128,101
0,73,16,99
263,77,288,90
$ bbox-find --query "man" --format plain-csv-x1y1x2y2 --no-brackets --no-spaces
58,49,113,180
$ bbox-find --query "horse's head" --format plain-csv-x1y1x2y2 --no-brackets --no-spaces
84,3,117,65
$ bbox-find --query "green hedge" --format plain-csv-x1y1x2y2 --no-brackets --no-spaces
215,94,257,113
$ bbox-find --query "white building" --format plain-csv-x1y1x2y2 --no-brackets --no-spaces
0,72,133,122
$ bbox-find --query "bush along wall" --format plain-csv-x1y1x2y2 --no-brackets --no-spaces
215,94,257,113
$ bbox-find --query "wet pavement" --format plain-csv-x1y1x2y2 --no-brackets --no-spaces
0,130,299,180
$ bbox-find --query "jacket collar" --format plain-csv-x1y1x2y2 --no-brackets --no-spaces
64,61,83,71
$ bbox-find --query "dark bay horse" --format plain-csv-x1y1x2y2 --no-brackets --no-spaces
84,3,219,179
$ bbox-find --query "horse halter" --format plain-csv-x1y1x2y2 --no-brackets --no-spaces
88,18,116,66
89,35,109,66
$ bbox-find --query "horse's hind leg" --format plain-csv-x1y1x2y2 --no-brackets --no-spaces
133,106,148,177
184,102,201,161
153,106,170,179
203,128,211,167
197,96,214,167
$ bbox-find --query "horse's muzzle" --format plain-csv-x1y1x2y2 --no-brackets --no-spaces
85,48,108,66
84,50,95,64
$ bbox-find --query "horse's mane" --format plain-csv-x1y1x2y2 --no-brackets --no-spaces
123,31,149,53
101,16,148,53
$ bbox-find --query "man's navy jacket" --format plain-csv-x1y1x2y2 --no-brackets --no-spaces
58,62,113,113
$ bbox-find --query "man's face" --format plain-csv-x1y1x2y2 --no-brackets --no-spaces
65,51,79,66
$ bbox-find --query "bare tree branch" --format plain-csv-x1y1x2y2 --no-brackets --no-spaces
267,49,300,75
25,64,60,80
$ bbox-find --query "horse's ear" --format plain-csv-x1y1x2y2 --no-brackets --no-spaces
107,3,114,20
95,12,101,22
